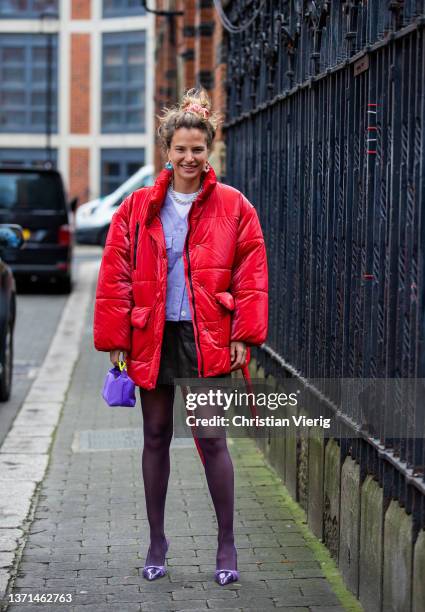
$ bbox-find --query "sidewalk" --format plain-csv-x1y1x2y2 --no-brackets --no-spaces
2,270,360,612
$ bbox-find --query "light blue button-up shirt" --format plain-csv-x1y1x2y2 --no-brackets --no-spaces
160,191,193,321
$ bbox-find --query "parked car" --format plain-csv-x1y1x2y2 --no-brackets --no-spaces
75,164,154,246
0,224,24,401
0,167,76,293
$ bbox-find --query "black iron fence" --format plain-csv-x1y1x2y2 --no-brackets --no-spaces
223,0,425,527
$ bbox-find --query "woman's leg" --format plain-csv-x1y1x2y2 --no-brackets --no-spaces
196,434,237,571
140,384,175,566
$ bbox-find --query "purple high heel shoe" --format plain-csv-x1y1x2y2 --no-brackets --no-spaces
215,543,239,586
143,538,170,581
215,568,239,586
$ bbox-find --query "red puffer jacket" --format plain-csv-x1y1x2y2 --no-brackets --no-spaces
94,165,268,390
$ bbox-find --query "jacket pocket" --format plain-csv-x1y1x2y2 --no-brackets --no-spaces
165,235,178,270
130,305,151,329
215,292,234,347
215,291,235,311
133,221,140,269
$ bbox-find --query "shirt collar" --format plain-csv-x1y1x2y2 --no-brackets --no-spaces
146,165,217,225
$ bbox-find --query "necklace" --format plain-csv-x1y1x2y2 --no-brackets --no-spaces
169,181,202,205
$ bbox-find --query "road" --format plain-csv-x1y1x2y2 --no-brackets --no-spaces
0,246,102,447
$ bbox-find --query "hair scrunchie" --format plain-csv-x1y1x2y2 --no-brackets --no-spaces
183,102,210,119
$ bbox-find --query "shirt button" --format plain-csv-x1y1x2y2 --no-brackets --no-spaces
181,310,186,316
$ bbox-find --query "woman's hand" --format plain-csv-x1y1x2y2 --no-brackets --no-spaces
110,350,128,366
230,341,247,371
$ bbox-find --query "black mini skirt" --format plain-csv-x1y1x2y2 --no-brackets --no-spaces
156,320,231,387
156,321,199,386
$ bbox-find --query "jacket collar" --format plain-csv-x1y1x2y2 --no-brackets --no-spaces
146,165,217,225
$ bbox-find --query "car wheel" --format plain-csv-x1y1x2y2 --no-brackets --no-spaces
0,318,13,402
57,274,72,294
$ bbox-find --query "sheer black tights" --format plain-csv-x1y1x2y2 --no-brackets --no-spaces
139,385,237,571
140,385,174,566
196,436,237,571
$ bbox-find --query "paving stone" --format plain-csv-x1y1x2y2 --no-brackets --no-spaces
139,604,186,612
0,552,15,569
44,578,107,589
265,609,309,612
11,586,76,595
107,575,169,589
0,482,38,529
0,436,52,455
6,607,74,612
207,596,276,608
71,606,140,612
293,568,325,578
236,609,281,612
309,608,348,612
173,588,237,601
105,588,154,603
170,607,210,612
274,594,342,606
11,576,47,588
0,529,24,556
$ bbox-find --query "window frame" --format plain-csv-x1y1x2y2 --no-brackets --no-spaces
0,0,59,19
101,31,146,134
0,33,59,134
0,147,58,168
102,0,146,18
100,148,145,197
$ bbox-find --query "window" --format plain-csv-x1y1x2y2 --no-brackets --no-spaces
0,171,65,211
0,34,58,133
101,149,145,196
103,0,146,18
102,31,146,133
0,0,59,19
0,148,57,168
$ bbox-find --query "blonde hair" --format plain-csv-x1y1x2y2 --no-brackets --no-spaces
156,87,222,151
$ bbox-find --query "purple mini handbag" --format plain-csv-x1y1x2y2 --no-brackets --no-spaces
102,361,136,407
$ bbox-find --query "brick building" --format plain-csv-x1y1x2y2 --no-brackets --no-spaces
153,0,227,178
0,0,155,204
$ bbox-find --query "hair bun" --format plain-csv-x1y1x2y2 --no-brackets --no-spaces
182,102,210,119
180,87,212,120
156,87,222,152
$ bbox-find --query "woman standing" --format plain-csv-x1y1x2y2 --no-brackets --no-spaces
94,88,268,585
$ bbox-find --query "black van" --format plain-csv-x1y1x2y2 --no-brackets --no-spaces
0,167,77,293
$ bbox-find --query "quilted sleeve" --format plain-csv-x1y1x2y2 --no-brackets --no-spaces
93,194,134,352
229,193,268,345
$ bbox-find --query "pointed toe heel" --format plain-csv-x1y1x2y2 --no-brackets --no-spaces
143,538,170,581
214,569,239,586
143,565,167,581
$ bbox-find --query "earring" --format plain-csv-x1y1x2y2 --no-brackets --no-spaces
204,162,210,172
165,161,173,170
